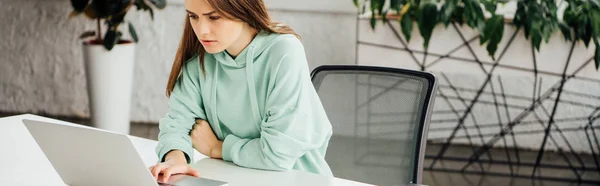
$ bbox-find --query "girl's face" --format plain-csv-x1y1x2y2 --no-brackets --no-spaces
184,0,244,54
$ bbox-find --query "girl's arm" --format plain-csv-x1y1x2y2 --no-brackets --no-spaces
156,56,206,164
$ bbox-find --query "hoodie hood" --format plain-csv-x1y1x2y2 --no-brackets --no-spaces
213,30,282,68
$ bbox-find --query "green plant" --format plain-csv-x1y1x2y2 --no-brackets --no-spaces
69,0,167,50
354,0,600,70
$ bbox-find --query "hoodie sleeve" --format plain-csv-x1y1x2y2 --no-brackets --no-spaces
156,56,206,164
221,36,332,171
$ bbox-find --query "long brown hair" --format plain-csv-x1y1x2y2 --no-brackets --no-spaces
166,0,299,97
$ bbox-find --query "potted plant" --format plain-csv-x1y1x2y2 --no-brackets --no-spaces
68,0,166,134
353,0,600,70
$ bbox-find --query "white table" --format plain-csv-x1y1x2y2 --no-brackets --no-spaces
0,114,375,186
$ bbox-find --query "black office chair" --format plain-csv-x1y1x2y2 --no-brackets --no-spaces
311,65,437,185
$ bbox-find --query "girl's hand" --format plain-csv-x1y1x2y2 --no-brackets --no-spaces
191,119,223,159
149,150,200,183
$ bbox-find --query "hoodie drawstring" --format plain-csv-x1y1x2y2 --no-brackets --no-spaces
211,61,223,139
245,45,263,128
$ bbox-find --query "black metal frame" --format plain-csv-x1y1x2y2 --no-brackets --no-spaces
311,65,438,184
355,17,600,184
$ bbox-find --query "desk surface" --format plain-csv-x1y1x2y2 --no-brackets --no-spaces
0,114,425,186
0,114,379,186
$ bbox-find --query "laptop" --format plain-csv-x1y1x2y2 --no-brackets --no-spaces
22,119,228,186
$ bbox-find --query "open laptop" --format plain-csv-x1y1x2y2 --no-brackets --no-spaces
22,119,227,186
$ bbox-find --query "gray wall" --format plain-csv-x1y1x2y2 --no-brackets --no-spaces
0,0,357,122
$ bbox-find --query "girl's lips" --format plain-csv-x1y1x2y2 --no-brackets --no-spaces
201,40,217,46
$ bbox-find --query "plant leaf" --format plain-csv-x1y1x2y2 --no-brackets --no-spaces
71,0,90,12
481,14,503,44
590,9,600,37
513,1,528,37
483,15,504,59
532,33,542,51
464,0,485,33
371,0,379,15
482,0,497,13
559,23,573,41
562,3,576,27
91,0,133,19
135,0,156,20
353,0,359,8
148,0,166,9
541,21,556,43
390,0,402,12
376,0,385,17
103,30,122,50
134,0,150,10
451,6,465,26
583,23,592,47
128,22,139,43
362,4,366,14
440,0,457,27
417,1,439,49
370,12,377,30
531,22,542,51
595,38,600,70
400,3,411,16
401,12,413,42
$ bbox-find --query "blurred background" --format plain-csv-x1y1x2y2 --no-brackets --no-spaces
1,0,599,185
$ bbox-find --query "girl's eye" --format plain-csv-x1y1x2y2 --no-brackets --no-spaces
209,16,221,21
188,14,198,19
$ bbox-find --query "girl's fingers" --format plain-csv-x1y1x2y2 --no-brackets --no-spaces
151,164,164,179
162,167,173,183
187,166,200,177
150,162,196,183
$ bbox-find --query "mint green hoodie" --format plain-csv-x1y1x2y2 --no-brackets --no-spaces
155,32,333,176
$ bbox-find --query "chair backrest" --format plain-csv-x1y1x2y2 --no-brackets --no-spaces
311,65,437,185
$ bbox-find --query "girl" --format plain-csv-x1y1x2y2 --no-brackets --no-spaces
149,0,333,182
